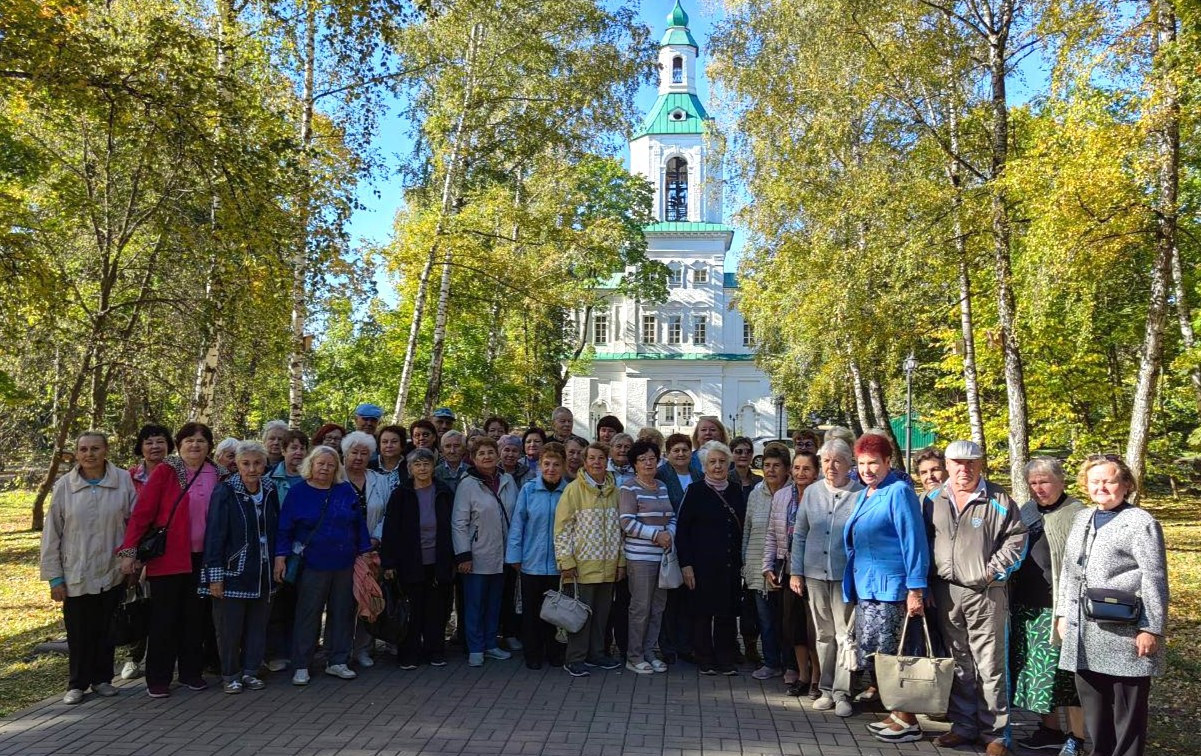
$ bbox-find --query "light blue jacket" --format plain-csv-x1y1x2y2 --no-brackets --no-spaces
505,476,567,576
842,471,929,603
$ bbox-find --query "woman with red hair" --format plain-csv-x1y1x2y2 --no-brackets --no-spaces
841,432,930,745
311,424,347,455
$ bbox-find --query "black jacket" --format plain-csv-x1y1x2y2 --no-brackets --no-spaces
676,481,746,616
380,479,456,584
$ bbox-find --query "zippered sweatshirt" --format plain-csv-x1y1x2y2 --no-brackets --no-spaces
926,479,1028,589
505,476,566,575
554,472,625,583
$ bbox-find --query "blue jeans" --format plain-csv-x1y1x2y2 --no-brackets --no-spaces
462,573,504,653
754,590,783,669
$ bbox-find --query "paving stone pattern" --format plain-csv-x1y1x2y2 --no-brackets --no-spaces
0,659,1015,756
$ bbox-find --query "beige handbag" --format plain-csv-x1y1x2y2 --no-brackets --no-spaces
540,578,592,634
873,615,954,715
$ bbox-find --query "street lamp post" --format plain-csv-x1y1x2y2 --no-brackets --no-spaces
903,353,917,475
775,395,785,440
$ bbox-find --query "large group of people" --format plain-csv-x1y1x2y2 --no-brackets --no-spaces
39,403,1169,756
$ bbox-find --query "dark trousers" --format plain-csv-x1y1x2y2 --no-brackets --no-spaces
212,570,271,682
692,613,738,670
401,566,450,664
660,588,691,657
605,577,629,655
501,565,521,640
124,636,146,664
62,586,121,690
266,584,296,663
292,567,354,669
740,589,760,657
145,571,205,687
566,582,614,664
193,554,220,673
519,573,565,666
1076,669,1152,756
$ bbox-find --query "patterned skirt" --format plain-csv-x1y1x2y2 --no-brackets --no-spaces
855,599,906,670
1010,604,1080,714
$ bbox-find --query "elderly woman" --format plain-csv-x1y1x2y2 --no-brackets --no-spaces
607,433,635,486
452,436,519,667
789,439,863,716
744,443,792,680
311,423,346,454
214,438,239,476
372,424,409,490
40,431,137,704
597,415,624,444
273,445,371,685
564,435,587,480
201,441,279,694
267,430,309,504
676,440,745,675
1006,458,1088,754
619,440,676,675
499,434,533,488
409,419,438,451
262,420,290,469
484,416,510,441
555,442,625,676
636,427,665,454
730,436,763,501
1055,455,1168,756
657,432,702,509
915,447,947,500
381,447,455,668
523,427,546,469
342,431,391,667
844,433,929,745
435,430,470,490
118,422,221,697
764,450,821,695
506,443,569,669
263,429,308,673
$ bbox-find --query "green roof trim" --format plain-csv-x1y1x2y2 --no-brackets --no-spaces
644,221,735,234
632,92,712,138
592,352,755,361
661,27,699,48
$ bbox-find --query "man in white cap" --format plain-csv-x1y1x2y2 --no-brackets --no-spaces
431,407,456,439
926,440,1028,756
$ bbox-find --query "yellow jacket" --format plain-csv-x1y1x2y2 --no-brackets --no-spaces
554,472,625,584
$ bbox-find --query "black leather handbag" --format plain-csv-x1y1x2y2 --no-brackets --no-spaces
1083,587,1142,624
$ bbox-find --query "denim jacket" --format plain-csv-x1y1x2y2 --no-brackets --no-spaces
505,476,567,575
199,475,279,599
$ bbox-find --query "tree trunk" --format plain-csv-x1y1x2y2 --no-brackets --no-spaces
1126,0,1179,487
394,22,483,421
848,360,872,432
32,346,95,530
986,11,1030,499
1169,242,1201,414
868,376,903,466
289,0,317,429
423,246,454,415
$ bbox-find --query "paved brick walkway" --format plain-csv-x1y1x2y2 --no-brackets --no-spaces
0,659,1006,756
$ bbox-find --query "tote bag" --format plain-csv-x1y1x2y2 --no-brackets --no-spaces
540,579,591,633
658,547,683,589
873,615,954,715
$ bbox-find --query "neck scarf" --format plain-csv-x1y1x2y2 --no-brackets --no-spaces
705,475,729,492
785,483,801,543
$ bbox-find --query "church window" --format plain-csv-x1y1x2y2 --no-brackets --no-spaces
693,316,707,345
667,265,683,288
743,322,754,347
665,157,688,222
672,56,683,84
668,316,682,344
642,315,657,344
593,313,609,345
693,267,708,283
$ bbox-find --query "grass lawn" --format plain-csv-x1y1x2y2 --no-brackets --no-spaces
0,490,1198,749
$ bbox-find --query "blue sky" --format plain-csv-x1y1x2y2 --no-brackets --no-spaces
344,1,742,278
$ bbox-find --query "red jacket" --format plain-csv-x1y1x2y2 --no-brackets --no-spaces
119,460,204,577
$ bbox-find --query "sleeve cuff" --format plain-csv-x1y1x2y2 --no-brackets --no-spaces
48,577,65,588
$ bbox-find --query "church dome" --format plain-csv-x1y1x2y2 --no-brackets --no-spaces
667,0,689,28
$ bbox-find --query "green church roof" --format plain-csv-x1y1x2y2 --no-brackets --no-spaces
668,0,689,27
661,1,698,49
644,221,735,234
632,92,712,138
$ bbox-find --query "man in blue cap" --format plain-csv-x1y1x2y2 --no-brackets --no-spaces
353,403,383,436
432,407,456,439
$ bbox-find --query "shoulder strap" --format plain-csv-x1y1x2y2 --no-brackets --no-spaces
301,489,335,551
163,466,204,531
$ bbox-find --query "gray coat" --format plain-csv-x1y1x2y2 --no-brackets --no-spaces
1056,506,1168,677
451,471,518,575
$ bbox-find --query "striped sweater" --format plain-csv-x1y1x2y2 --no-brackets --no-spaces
618,478,676,562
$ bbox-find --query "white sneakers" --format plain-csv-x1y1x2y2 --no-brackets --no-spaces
626,661,654,675
812,694,835,711
484,647,512,660
325,664,357,679
354,651,375,668
834,700,854,717
649,658,668,673
468,652,484,667
266,659,289,672
63,689,85,705
120,661,143,680
752,666,782,680
292,669,310,686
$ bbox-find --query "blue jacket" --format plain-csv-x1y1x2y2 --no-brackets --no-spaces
842,471,929,603
200,475,279,599
656,460,702,510
275,480,372,571
505,476,567,575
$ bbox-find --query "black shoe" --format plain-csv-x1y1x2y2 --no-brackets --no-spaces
526,660,543,670
661,651,678,664
699,666,718,676
398,660,418,671
786,682,805,696
564,662,590,677
585,655,621,670
807,683,822,700
428,656,447,667
720,665,739,676
1019,726,1068,752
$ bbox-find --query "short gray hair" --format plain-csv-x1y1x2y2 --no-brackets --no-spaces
825,426,856,449
818,438,852,464
341,430,377,456
407,447,436,466
440,430,465,446
1026,456,1065,483
235,440,269,463
697,440,732,466
261,420,289,439
610,432,633,446
299,445,345,483
215,438,239,458
551,406,573,421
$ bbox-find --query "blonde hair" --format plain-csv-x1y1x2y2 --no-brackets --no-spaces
1076,454,1136,496
299,445,346,484
691,416,729,449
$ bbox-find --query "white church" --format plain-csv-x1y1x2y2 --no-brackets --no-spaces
562,1,778,440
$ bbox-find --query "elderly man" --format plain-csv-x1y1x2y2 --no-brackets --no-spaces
431,408,456,438
434,430,470,492
927,440,1028,756
353,403,383,435
549,407,574,444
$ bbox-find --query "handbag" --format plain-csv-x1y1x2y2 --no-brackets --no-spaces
136,466,202,562
540,578,592,633
873,614,954,715
109,581,150,646
283,490,333,585
365,575,411,644
1078,511,1143,625
659,546,683,589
